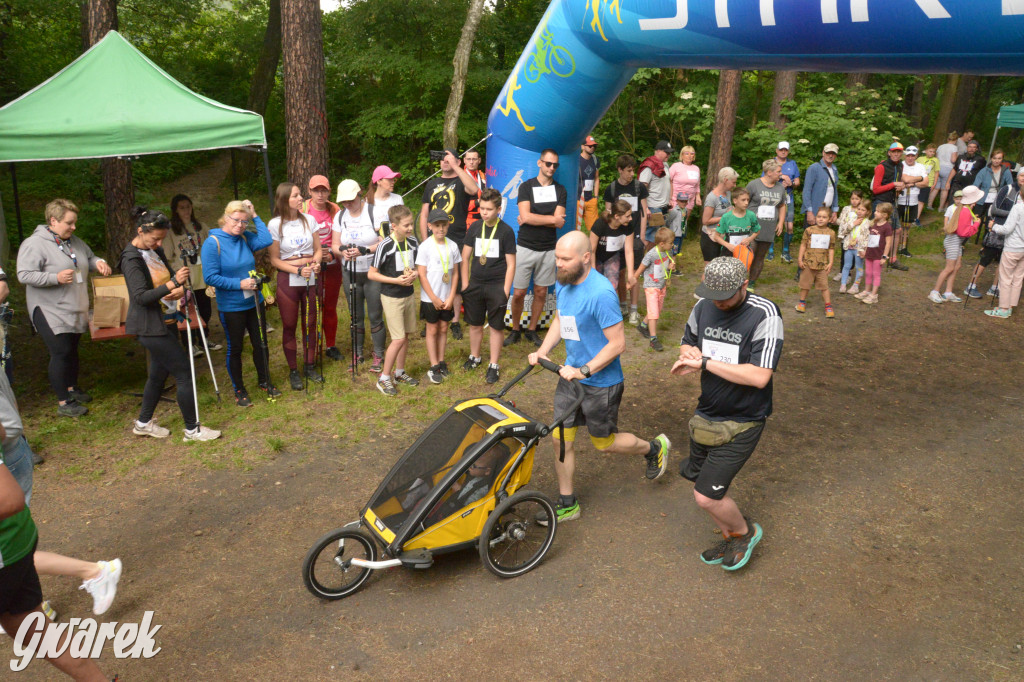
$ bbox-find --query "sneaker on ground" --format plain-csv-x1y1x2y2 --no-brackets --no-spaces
854,290,870,300
650,336,664,351
928,290,945,304
628,310,639,325
192,346,205,358
376,377,398,396
890,261,909,271
721,519,763,571
765,252,774,261
943,292,963,303
325,346,342,361
438,361,451,377
58,400,88,418
485,365,500,384
700,535,734,566
68,387,93,403
984,307,1011,319
988,286,1000,297
503,330,521,347
523,329,543,347
428,366,443,384
235,389,253,407
259,382,283,398
964,285,983,299
839,283,847,294
781,252,792,264
304,364,324,383
395,371,419,386
132,420,170,438
795,301,806,313
825,306,835,319
449,322,463,340
420,326,426,338
463,356,482,371
537,499,580,526
289,369,303,391
80,559,122,615
847,283,860,295
637,321,650,338
206,341,224,351
183,425,221,442
266,325,275,333
645,434,671,480
41,600,58,621
864,293,878,304
832,272,843,282
369,353,383,373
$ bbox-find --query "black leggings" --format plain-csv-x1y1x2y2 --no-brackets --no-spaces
137,327,198,430
32,307,80,403
219,304,270,392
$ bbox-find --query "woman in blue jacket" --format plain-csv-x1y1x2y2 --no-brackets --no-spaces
201,200,280,406
972,149,1015,236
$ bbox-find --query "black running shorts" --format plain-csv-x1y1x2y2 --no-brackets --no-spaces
0,540,41,616
553,378,623,439
420,302,454,324
680,421,765,500
463,282,507,330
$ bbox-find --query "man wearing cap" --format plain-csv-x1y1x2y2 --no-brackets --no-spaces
895,147,928,257
948,140,986,195
579,136,601,231
303,175,343,360
527,230,671,525
638,141,679,250
871,143,909,271
671,256,784,571
508,148,568,348
801,144,840,225
768,142,800,263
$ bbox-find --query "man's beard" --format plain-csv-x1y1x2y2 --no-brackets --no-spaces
556,261,585,284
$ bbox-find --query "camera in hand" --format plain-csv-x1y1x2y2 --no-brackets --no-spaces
177,238,199,265
429,150,446,162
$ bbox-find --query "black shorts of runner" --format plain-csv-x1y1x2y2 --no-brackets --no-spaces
700,231,723,262
897,204,918,224
979,246,1002,267
0,540,41,616
463,282,507,330
420,302,454,324
553,377,622,440
680,421,765,500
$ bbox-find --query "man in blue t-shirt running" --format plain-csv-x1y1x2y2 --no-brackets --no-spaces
528,231,671,524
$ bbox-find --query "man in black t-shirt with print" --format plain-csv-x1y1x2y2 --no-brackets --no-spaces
602,154,649,324
507,148,567,348
671,257,784,572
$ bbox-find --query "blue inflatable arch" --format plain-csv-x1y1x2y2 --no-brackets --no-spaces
486,0,1024,231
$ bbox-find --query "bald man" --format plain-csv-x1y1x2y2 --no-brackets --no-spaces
528,231,671,524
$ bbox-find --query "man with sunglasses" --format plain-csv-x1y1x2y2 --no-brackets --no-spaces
507,149,567,347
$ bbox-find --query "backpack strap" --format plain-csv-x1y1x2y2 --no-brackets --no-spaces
210,235,221,255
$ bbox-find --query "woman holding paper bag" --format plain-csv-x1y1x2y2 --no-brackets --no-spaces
267,182,323,390
16,198,112,417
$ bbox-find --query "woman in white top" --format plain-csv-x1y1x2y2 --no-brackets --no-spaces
331,179,387,373
934,131,960,212
268,182,323,390
365,165,405,239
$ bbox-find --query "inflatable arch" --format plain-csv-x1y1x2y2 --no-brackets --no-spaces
486,0,1024,231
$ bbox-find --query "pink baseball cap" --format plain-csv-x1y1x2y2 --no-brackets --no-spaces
371,165,401,184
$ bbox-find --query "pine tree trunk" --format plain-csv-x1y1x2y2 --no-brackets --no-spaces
749,71,763,127
920,76,941,134
931,74,960,146
768,71,797,131
706,69,742,194
443,0,487,150
845,72,869,90
247,0,281,118
948,75,979,139
281,0,329,191
88,0,135,262
909,78,924,129
965,77,993,134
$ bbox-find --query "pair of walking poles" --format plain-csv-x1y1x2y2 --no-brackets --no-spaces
177,237,220,422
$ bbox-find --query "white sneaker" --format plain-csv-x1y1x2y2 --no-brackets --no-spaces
80,559,122,615
206,342,223,351
192,346,204,358
183,425,222,442
133,420,170,438
943,292,963,303
847,283,859,295
928,291,945,304
628,310,639,325
832,272,842,282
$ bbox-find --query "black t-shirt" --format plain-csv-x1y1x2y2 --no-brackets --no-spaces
681,294,784,422
464,219,517,284
950,154,986,191
371,236,419,299
422,177,472,243
516,177,567,251
580,154,600,201
590,217,630,264
603,179,648,241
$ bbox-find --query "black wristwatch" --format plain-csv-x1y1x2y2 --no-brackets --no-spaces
701,356,710,370
580,364,592,378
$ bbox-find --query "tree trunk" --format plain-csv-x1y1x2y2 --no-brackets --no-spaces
909,78,924,129
749,71,763,128
965,77,994,133
79,1,89,53
246,0,281,118
88,0,135,262
845,72,869,90
931,74,960,146
768,70,797,131
920,76,941,134
706,69,742,194
281,0,329,191
948,75,979,138
443,0,487,150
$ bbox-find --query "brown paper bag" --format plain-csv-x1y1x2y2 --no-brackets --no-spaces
93,296,122,328
648,211,666,228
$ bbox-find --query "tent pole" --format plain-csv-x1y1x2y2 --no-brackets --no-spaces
231,149,239,200
262,147,273,211
9,164,22,244
988,126,999,160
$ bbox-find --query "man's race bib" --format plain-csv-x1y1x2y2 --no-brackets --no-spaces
809,233,831,249
583,179,594,192
703,339,740,364
757,204,776,220
868,234,881,248
475,238,500,259
624,195,639,212
729,235,746,246
532,184,557,204
605,235,625,252
559,315,580,341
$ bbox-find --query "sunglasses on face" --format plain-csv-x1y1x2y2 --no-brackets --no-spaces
543,161,560,169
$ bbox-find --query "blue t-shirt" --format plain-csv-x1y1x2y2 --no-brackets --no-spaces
554,269,624,387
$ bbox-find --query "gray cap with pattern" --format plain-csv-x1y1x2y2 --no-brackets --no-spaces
695,257,749,300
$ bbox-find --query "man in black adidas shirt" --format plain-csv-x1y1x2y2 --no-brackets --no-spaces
671,257,784,572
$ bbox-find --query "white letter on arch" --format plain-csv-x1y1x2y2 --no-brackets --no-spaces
638,0,688,30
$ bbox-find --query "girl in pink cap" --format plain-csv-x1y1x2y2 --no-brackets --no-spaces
365,165,405,240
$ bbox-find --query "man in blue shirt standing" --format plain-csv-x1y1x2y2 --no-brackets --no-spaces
768,141,800,263
529,231,671,524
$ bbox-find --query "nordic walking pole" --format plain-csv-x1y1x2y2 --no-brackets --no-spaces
181,291,201,424
316,276,325,385
178,238,220,402
347,254,359,381
249,270,275,400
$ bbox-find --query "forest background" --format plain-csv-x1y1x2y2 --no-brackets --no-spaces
1,0,1023,257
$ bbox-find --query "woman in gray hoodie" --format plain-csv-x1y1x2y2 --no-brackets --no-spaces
16,199,112,417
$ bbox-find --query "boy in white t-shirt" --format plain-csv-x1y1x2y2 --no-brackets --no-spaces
416,209,462,384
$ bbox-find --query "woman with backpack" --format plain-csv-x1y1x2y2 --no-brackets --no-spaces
928,187,983,304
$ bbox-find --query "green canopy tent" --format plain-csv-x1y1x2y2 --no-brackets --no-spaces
988,103,1024,159
0,30,272,247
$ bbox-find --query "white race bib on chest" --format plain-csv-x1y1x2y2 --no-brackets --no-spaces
583,179,594,192
809,233,831,250
686,170,699,181
729,235,745,246
475,238,500,259
703,339,740,364
757,204,776,220
559,315,580,341
868,234,881,248
605,235,625,252
533,184,557,204
624,196,639,212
